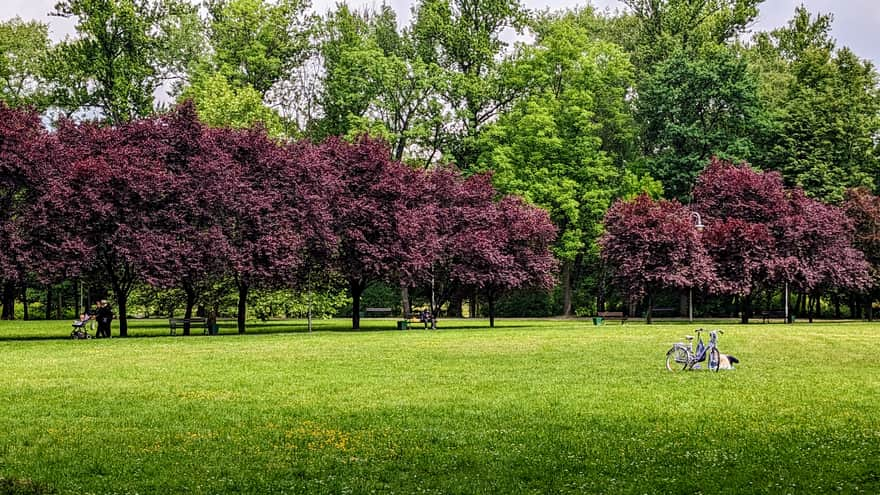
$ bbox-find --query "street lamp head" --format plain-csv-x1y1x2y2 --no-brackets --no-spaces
691,211,705,231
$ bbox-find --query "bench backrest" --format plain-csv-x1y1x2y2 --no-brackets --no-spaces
597,311,624,317
169,318,207,324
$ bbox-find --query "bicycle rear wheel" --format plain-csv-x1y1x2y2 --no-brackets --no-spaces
708,348,721,372
666,347,689,371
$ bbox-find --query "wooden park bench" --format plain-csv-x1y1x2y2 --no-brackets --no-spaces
593,311,627,325
169,317,209,335
363,307,393,317
760,310,792,323
650,307,676,317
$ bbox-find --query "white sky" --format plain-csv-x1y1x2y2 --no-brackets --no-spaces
1,0,878,67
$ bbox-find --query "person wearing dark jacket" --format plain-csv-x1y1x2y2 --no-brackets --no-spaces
96,300,114,338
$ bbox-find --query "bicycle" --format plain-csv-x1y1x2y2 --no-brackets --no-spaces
665,329,722,372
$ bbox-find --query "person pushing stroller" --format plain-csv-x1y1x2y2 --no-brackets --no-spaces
95,300,114,338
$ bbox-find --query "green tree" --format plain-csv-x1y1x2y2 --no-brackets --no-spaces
365,7,446,164
477,14,659,315
617,1,766,200
636,43,762,200
310,4,446,167
752,7,880,202
181,0,313,134
310,4,383,140
412,0,531,169
622,0,762,72
204,0,313,96
48,0,202,123
181,73,284,135
0,18,50,109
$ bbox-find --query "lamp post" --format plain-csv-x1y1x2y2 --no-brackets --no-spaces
430,270,436,330
689,211,705,322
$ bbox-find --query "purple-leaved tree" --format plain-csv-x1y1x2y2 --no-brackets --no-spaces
844,187,880,319
422,171,557,327
206,126,335,333
318,136,433,330
694,158,869,322
600,193,714,324
0,104,51,319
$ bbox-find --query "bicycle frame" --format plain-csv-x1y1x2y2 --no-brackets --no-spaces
666,329,722,372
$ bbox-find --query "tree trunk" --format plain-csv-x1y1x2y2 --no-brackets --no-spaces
739,294,752,325
561,260,573,316
470,291,477,318
45,284,53,320
867,293,874,322
22,284,28,321
807,293,815,323
831,293,838,318
237,282,249,334
448,294,463,317
350,279,364,330
488,293,496,328
74,280,81,318
183,285,197,336
646,292,653,325
1,281,14,320
116,294,127,337
740,293,752,324
401,286,411,318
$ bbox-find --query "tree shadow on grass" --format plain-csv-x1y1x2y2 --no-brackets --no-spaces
0,319,539,342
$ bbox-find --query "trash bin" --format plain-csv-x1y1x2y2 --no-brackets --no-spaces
396,320,409,330
210,324,219,335
592,317,604,326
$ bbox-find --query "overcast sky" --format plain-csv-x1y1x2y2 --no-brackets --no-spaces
1,0,878,67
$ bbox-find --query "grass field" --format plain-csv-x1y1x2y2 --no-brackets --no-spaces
0,318,878,494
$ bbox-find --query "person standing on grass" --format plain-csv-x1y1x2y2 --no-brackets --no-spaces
96,300,114,338
85,303,98,334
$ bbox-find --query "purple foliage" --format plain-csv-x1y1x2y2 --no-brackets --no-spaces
600,194,714,315
426,171,558,327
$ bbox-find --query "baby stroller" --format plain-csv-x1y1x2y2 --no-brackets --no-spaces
70,318,92,339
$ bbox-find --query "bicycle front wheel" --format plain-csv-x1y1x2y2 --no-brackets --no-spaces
708,348,721,372
666,347,689,372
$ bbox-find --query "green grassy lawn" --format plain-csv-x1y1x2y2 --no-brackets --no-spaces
0,318,878,494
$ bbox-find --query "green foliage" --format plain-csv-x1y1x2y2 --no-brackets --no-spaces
205,0,313,95
751,7,880,202
127,285,186,317
1,319,879,493
311,4,446,166
248,288,349,320
487,288,556,316
412,0,531,169
622,0,762,72
312,4,385,140
48,0,202,123
181,73,285,135
637,44,762,200
477,13,659,314
337,282,399,317
0,19,50,109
